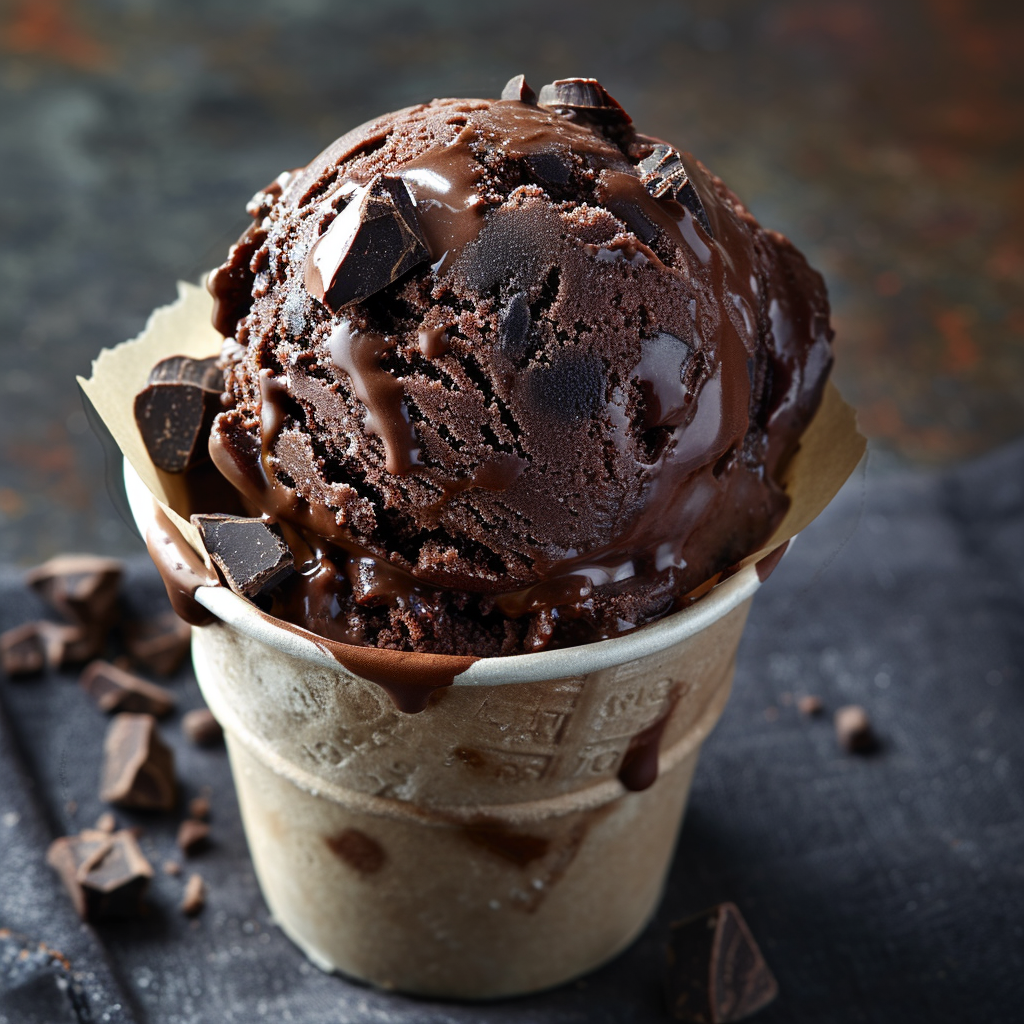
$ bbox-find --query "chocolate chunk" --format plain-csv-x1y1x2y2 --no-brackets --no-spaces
304,173,429,312
1,622,46,677
501,74,537,104
537,78,631,124
95,812,117,833
524,350,606,424
134,359,224,474
665,902,778,1022
181,873,206,916
177,819,210,856
188,796,211,821
80,660,176,717
99,713,177,811
182,707,223,747
638,144,714,238
46,828,154,921
835,704,878,753
191,513,294,597
798,694,824,716
124,612,192,676
39,621,105,668
25,555,122,629
163,859,182,876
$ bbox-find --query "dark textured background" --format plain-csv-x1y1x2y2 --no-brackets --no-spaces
1,1,1023,1021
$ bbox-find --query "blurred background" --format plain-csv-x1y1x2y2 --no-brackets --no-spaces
1,0,1022,563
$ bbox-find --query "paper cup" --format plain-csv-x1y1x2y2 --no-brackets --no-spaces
126,460,762,999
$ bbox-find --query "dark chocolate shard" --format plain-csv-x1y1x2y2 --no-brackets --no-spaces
501,74,537,104
124,612,192,676
134,360,223,474
1,622,46,677
181,872,206,916
191,513,295,597
182,707,223,747
25,554,123,628
665,902,778,1023
100,713,177,811
80,659,176,717
46,828,154,921
834,704,878,753
39,621,105,668
177,818,210,856
304,173,429,312
537,78,631,124
638,144,714,238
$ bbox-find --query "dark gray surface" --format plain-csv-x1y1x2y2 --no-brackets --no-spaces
2,442,1023,1023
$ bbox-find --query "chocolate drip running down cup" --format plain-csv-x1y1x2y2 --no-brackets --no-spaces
82,74,864,999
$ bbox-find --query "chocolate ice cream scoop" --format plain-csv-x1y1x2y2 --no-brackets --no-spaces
202,77,833,655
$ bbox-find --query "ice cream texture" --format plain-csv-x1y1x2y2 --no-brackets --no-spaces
196,77,832,656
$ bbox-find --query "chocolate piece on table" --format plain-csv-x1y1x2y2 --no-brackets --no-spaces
637,143,715,238
181,873,206,916
304,173,430,312
46,828,154,921
80,660,176,717
177,819,210,856
25,555,123,628
181,708,223,747
798,695,824,716
665,902,778,1023
189,796,211,821
163,859,182,877
1,622,46,676
501,74,537,104
536,78,631,124
39,621,105,668
95,812,117,833
190,514,294,597
99,713,177,811
835,704,878,753
124,612,192,675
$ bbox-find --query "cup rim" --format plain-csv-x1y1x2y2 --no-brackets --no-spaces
125,458,764,685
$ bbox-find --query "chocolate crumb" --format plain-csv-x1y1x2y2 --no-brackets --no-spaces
191,514,294,597
0,622,46,677
181,873,206,916
798,695,824,716
188,796,211,821
182,708,223,747
177,819,210,856
665,902,778,1022
95,812,116,833
835,705,878,753
163,860,182,877
80,660,176,717
99,713,177,810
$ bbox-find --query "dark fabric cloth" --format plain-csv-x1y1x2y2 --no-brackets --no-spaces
1,443,1023,1023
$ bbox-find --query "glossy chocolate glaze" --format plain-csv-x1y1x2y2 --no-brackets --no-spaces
144,507,217,627
201,85,833,656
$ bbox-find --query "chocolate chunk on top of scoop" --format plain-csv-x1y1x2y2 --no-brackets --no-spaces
46,828,154,921
665,902,778,1023
134,357,224,474
100,713,177,811
537,78,631,124
304,173,430,312
80,659,176,717
500,74,537,104
637,144,714,238
190,514,294,597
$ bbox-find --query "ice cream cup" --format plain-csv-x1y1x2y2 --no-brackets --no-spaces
126,460,766,999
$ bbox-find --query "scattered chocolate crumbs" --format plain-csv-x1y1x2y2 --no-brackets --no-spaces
191,514,294,597
181,873,206,916
46,828,154,921
80,659,176,717
0,622,46,677
182,708,223,747
665,902,778,1023
99,713,177,810
177,819,210,856
835,705,878,753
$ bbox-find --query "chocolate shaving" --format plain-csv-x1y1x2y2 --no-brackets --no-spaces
500,74,537,104
537,78,631,124
181,707,223,747
637,144,714,238
124,612,192,676
99,713,177,811
134,357,224,474
665,902,778,1022
80,659,176,717
191,513,294,597
304,173,429,312
1,622,46,677
46,828,154,921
